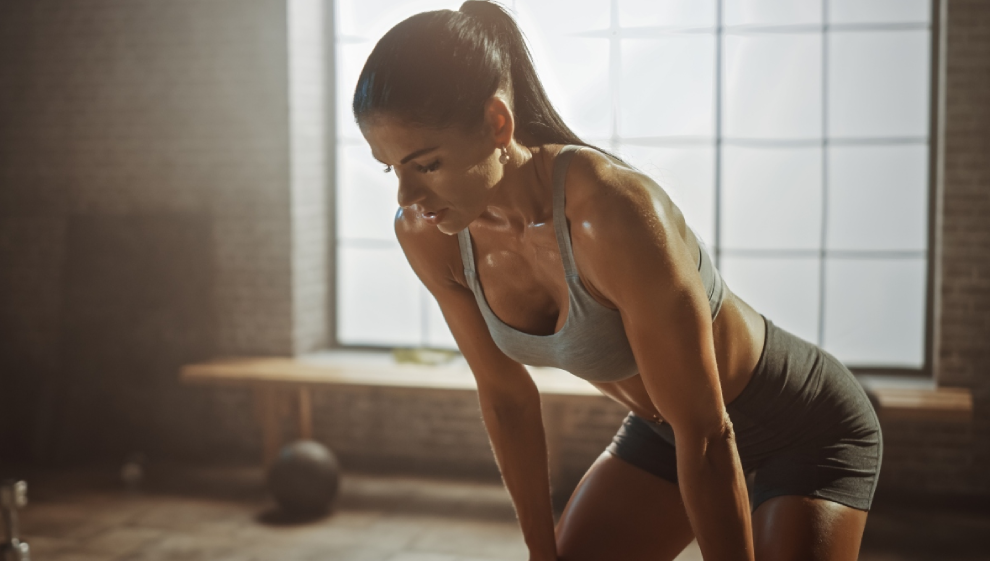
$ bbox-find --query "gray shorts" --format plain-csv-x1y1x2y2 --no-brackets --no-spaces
605,318,883,512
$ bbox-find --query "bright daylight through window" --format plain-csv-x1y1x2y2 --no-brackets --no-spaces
335,0,932,369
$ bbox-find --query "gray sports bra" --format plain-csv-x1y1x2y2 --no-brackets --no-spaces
457,145,725,383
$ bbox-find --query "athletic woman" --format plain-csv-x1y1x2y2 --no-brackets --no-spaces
352,2,882,560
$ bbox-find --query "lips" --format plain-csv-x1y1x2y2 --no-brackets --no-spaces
422,208,447,225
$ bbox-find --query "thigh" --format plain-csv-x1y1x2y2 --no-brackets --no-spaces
555,451,694,561
753,495,868,561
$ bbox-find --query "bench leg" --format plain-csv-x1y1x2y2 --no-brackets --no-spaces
254,387,282,467
298,387,313,440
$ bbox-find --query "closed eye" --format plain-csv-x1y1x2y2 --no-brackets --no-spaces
415,159,441,173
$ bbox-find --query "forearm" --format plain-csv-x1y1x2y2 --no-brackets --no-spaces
479,394,557,560
677,429,754,561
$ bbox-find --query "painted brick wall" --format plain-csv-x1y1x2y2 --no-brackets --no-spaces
940,0,990,394
931,0,990,496
0,0,305,462
308,386,628,499
288,0,331,355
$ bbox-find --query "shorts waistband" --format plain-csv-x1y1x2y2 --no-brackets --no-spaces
726,314,774,413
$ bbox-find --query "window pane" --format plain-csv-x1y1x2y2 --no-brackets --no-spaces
530,38,612,139
516,0,612,139
823,258,926,367
338,245,422,346
720,257,820,343
517,0,610,35
829,0,931,24
618,0,716,28
617,144,716,244
423,286,458,349
337,0,452,39
828,31,930,138
724,0,822,26
827,144,928,252
722,146,823,250
337,143,398,241
723,34,822,139
621,35,716,137
336,41,374,141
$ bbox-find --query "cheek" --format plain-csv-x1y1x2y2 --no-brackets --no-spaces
436,177,479,206
431,155,499,206
465,156,501,189
441,162,492,196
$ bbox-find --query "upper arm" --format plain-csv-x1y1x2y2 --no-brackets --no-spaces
394,210,537,405
567,154,728,442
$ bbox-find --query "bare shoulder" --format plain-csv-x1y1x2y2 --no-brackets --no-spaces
394,207,467,292
556,147,699,305
564,147,690,257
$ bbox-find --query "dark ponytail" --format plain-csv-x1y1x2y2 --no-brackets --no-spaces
352,1,592,148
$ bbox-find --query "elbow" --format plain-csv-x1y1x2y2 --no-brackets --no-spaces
705,414,737,456
676,410,737,458
713,409,736,439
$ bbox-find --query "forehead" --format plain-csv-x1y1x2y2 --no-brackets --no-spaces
360,115,471,162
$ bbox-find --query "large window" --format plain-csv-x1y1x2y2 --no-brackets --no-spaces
334,0,933,369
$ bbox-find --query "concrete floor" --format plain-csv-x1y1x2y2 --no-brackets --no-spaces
9,465,990,560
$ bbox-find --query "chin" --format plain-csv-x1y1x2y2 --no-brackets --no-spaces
436,223,460,236
436,213,472,236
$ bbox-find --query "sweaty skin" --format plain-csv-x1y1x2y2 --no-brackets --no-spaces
362,107,765,429
361,95,867,561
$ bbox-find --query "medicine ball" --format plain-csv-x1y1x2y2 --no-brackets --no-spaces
267,440,341,517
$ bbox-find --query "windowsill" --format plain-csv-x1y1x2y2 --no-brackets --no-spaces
857,373,937,391
857,374,973,423
182,349,973,422
183,348,601,397
304,348,603,396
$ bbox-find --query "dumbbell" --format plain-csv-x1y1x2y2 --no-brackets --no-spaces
1,480,30,561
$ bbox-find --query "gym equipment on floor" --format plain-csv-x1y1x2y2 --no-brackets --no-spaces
1,480,29,561
267,440,341,518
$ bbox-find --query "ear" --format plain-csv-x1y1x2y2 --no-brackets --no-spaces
483,95,515,148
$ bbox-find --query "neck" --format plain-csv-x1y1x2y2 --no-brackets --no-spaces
478,144,553,234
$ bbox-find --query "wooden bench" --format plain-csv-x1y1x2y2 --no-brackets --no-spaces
180,350,604,484
181,353,974,478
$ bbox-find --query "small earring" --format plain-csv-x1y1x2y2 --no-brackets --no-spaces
498,146,510,165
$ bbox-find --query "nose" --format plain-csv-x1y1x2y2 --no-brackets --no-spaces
396,175,427,210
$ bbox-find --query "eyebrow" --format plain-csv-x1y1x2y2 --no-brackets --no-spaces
400,146,439,165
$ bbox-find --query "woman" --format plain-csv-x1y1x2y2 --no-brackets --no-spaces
352,2,882,560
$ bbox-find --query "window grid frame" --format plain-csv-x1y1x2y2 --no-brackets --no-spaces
331,0,939,375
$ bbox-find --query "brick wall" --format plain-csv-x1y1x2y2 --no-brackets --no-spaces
305,386,628,500
0,0,319,462
930,0,990,496
938,0,990,396
288,0,332,355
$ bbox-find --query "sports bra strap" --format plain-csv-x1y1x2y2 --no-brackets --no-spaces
552,145,582,278
457,228,476,274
